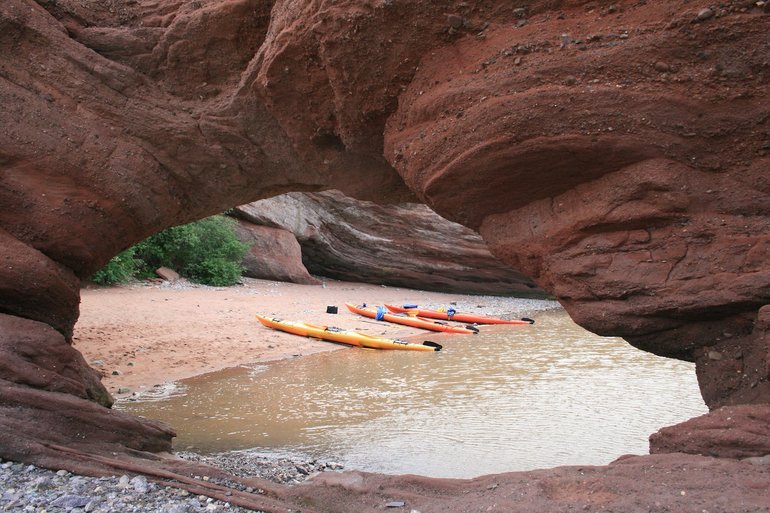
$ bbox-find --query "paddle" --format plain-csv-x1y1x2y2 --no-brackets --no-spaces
422,341,443,351
521,317,535,324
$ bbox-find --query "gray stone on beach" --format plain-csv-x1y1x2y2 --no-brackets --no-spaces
118,474,131,488
52,495,91,508
32,475,52,489
132,475,150,493
0,445,346,513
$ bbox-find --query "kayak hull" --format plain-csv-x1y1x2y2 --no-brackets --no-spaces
345,303,476,334
384,304,534,325
255,315,441,351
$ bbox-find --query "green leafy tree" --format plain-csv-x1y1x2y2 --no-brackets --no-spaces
90,248,137,285
90,215,250,286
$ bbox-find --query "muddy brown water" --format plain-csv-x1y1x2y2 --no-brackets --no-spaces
119,309,707,478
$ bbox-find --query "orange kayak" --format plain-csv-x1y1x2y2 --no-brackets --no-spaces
345,303,478,334
385,304,535,325
256,315,441,351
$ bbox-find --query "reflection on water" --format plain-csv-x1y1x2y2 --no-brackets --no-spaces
120,309,707,478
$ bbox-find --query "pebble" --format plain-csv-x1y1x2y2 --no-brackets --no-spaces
695,8,714,21
0,452,343,513
708,350,723,361
131,475,150,493
447,14,464,29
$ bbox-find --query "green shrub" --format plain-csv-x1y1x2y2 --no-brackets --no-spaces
90,248,137,285
90,215,250,287
186,259,244,286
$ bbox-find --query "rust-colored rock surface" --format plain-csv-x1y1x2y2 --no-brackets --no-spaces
1,0,770,509
234,220,321,285
234,190,539,295
0,314,174,470
650,404,770,459
0,314,110,406
1,0,412,334
382,2,770,407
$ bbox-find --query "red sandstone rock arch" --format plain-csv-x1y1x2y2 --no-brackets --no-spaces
1,1,769,511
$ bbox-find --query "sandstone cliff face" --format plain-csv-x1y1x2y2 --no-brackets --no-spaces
1,0,413,337
380,2,770,408
1,0,770,508
234,190,539,295
233,220,321,285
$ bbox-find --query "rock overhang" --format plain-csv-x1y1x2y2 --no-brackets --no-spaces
0,0,769,507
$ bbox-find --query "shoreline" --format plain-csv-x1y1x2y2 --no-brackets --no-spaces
74,277,558,400
9,280,768,513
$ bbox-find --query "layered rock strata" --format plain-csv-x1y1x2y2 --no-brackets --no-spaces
381,2,770,408
234,190,539,295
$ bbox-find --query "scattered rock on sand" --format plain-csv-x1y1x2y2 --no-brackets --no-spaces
156,267,180,282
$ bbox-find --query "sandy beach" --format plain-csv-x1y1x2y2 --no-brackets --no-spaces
74,277,555,398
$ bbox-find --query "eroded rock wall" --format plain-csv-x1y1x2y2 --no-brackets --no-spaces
234,190,539,295
381,2,770,407
1,0,413,335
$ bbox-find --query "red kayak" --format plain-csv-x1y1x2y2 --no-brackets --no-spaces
385,304,534,325
345,303,478,334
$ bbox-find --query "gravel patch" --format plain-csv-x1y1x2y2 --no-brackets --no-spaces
177,451,343,485
0,451,341,513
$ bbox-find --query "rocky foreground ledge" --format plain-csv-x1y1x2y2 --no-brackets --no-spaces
1,405,768,513
0,452,340,513
2,450,770,513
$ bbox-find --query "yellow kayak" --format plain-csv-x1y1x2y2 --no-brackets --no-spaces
255,315,442,352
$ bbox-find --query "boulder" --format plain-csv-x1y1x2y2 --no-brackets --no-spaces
155,267,180,282
0,314,110,405
233,221,320,285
